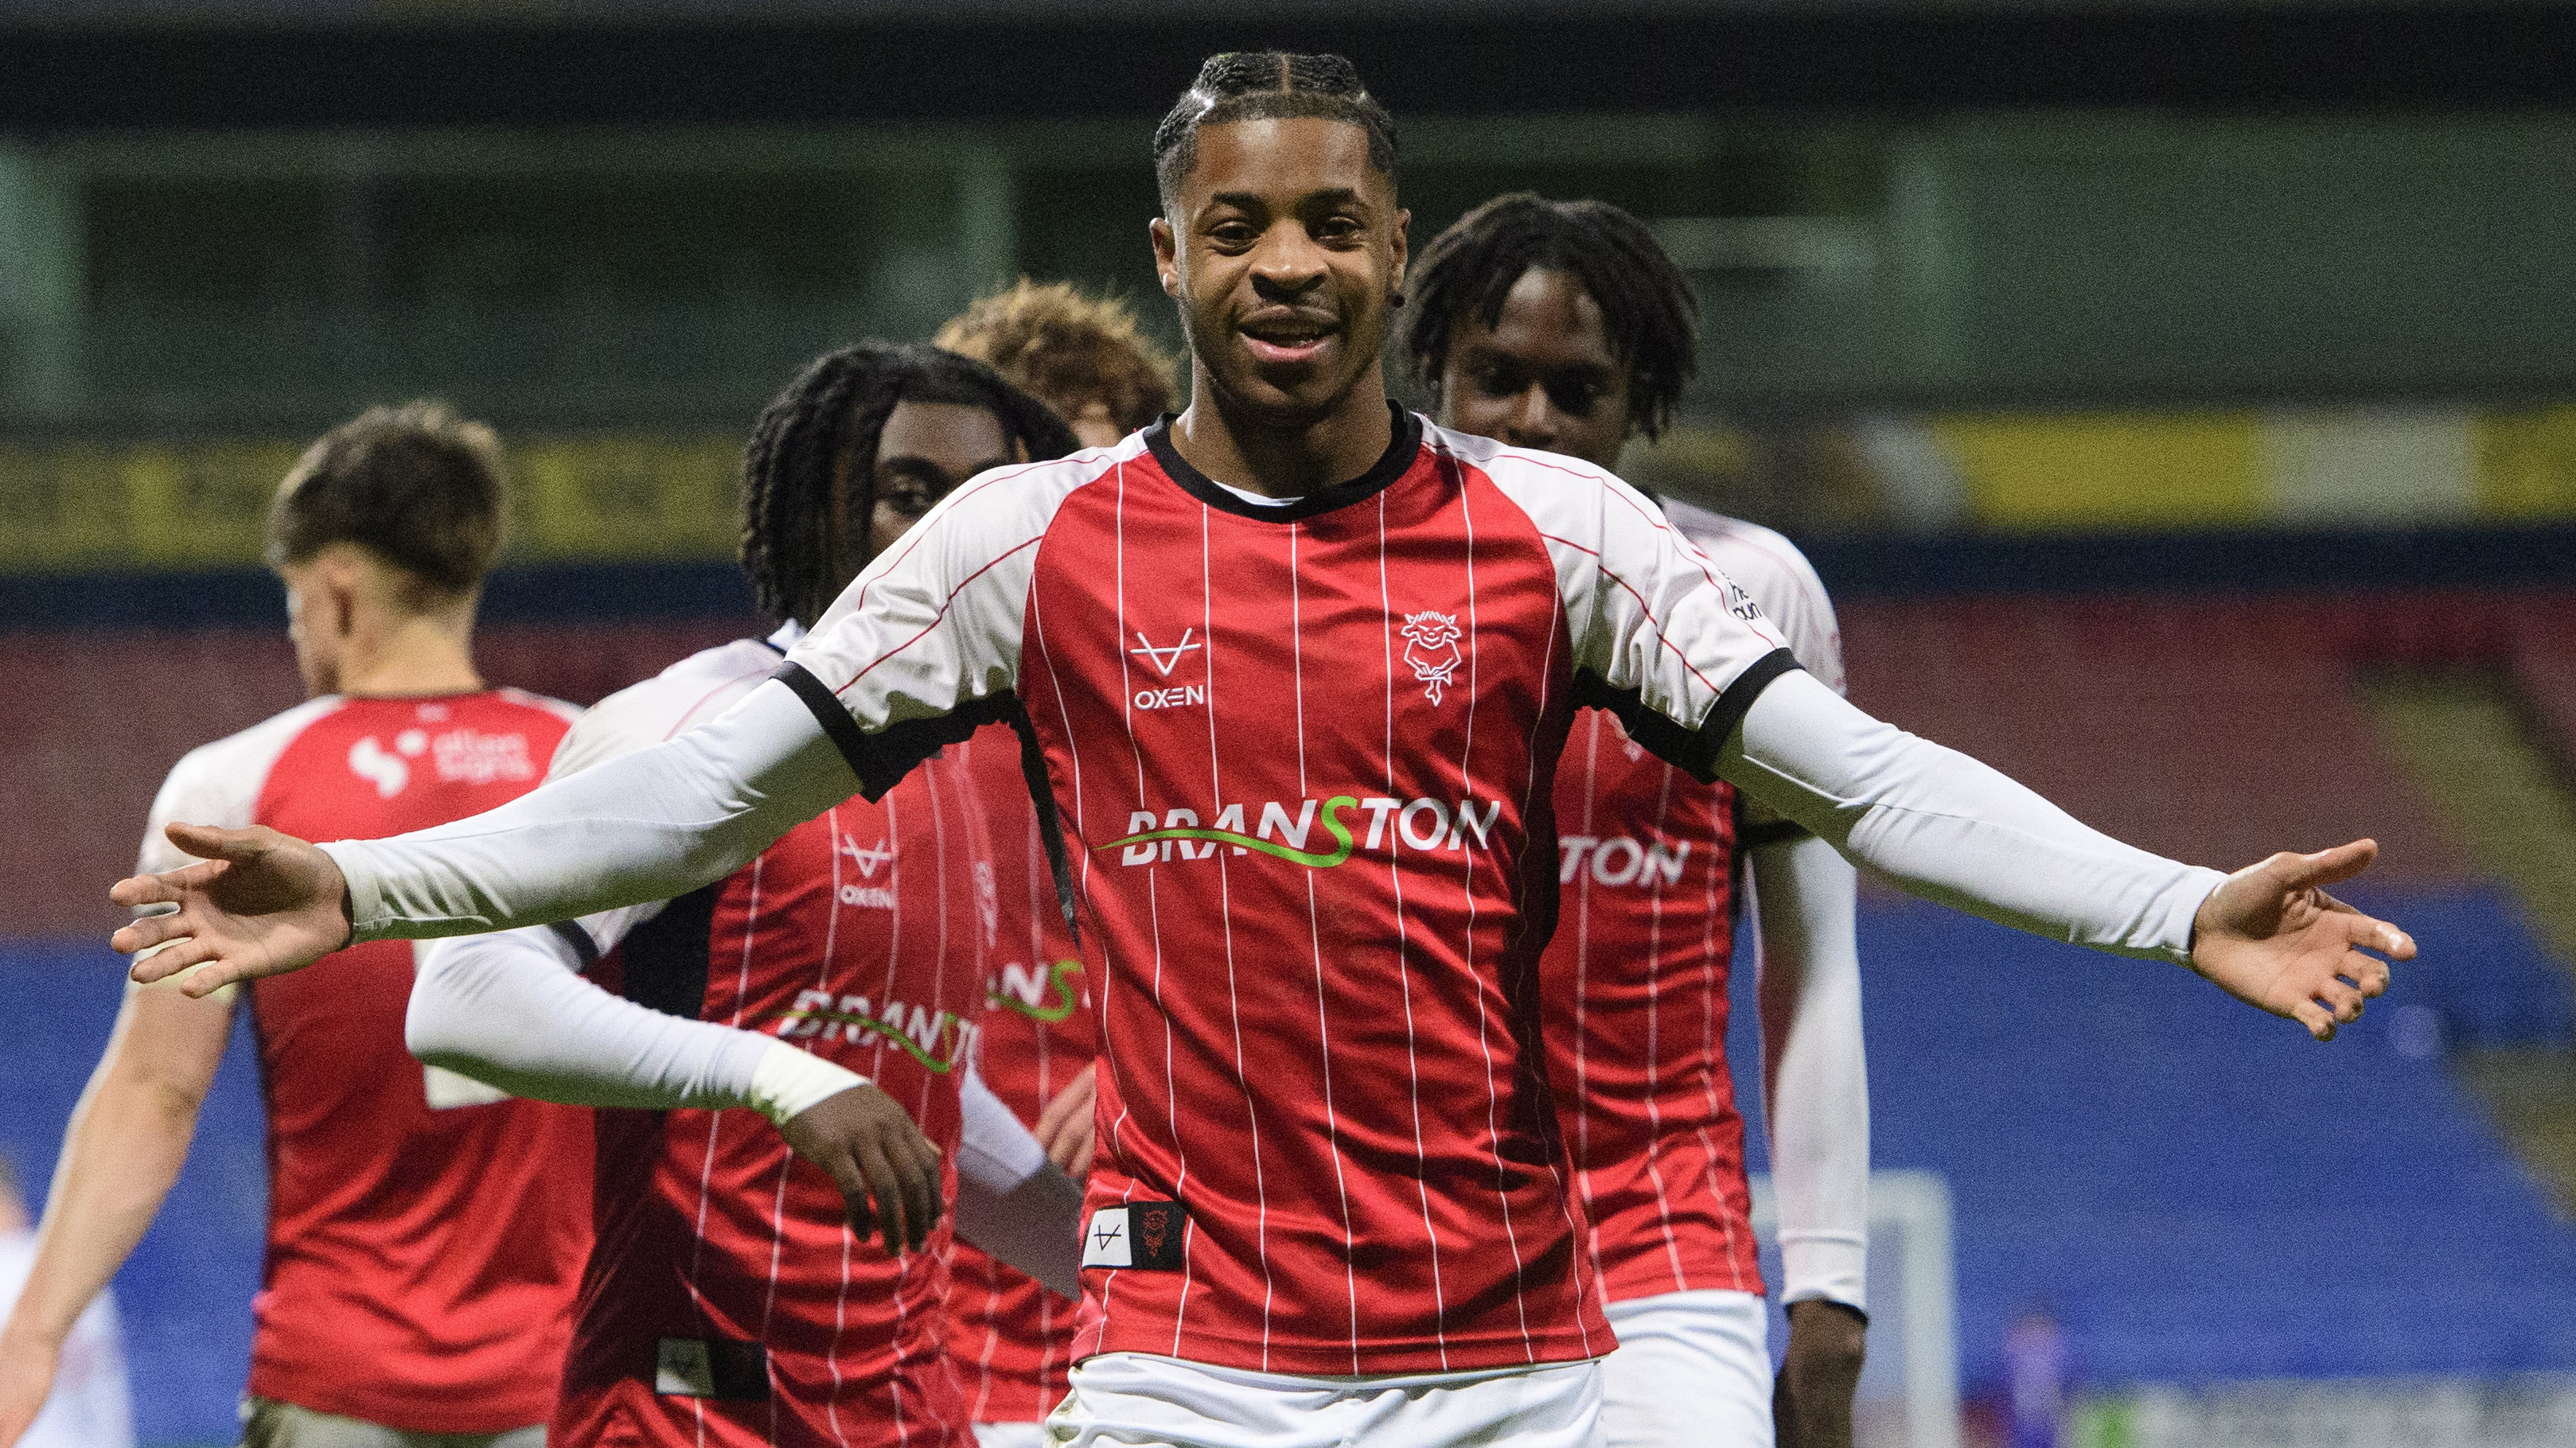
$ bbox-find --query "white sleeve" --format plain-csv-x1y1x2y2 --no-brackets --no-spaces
781,453,1104,792
1749,833,1869,1310
952,1065,1083,1300
407,924,784,1113
322,679,852,940
956,1065,1051,1197
320,456,1105,943
1725,670,2224,963
1438,435,1801,777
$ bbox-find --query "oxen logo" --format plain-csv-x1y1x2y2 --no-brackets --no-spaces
1400,610,1464,706
838,835,894,880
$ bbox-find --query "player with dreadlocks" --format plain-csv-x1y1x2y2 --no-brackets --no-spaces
125,51,2413,1448
400,341,1084,1448
1408,194,1868,1448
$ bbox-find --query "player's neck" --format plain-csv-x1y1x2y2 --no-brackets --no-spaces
1170,371,1395,500
331,613,485,699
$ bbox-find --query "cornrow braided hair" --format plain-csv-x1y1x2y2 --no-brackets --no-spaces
1152,51,1398,209
1403,193,1701,442
739,341,1078,628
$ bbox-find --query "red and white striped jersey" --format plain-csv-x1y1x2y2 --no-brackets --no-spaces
1543,501,1847,1304
138,690,590,1434
945,723,1092,1423
543,633,993,1448
779,408,1796,1376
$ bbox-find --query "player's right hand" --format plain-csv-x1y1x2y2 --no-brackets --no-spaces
111,823,355,998
0,1327,61,1447
777,1083,946,1256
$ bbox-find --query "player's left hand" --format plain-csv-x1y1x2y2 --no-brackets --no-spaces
1034,1061,1098,1180
2188,839,2414,1041
778,1082,946,1256
1774,1299,1866,1448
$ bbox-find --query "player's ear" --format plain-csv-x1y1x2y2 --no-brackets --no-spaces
1151,216,1180,299
1389,207,1411,295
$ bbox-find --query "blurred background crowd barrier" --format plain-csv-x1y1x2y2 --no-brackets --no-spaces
5,3,2575,1445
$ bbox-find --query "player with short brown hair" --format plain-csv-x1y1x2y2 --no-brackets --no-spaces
2,403,590,1448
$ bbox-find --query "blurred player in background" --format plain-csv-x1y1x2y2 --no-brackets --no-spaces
403,342,1086,1448
937,278,1179,450
0,1156,129,1448
1408,194,1868,1448
934,282,1177,1445
0,404,590,1448
115,53,2414,1448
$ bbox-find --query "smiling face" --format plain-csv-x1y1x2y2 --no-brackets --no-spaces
828,399,1015,587
1152,116,1408,427
1436,267,1635,472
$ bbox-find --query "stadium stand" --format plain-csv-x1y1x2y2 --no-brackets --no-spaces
5,547,2572,1437
1728,897,2576,1394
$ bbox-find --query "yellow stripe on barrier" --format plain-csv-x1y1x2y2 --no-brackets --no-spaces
0,434,743,571
1934,412,2266,531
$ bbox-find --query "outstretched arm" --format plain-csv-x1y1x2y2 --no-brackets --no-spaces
118,678,852,997
1724,670,2411,1039
0,983,230,1446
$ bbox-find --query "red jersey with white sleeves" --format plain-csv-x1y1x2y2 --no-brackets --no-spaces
1543,502,1849,1304
138,690,589,1433
544,633,992,1448
945,723,1091,1423
777,408,1797,1376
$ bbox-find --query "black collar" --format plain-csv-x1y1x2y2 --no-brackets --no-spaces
1144,401,1422,524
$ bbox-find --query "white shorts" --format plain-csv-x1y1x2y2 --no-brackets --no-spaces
974,1423,1050,1448
1599,1290,1773,1448
1044,1350,1604,1448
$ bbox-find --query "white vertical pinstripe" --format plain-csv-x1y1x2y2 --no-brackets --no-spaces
1516,585,1603,1359
1288,519,1363,1372
1639,760,1693,1294
1442,454,1539,1361
1376,489,1450,1366
1199,501,1278,1366
1102,457,1154,1333
878,788,908,1448
1689,785,1750,1291
818,800,861,1448
686,851,766,1448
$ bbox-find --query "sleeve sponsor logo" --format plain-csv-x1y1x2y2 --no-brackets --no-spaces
1097,794,1503,868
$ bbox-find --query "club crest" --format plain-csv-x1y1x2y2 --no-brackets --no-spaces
1400,610,1465,706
